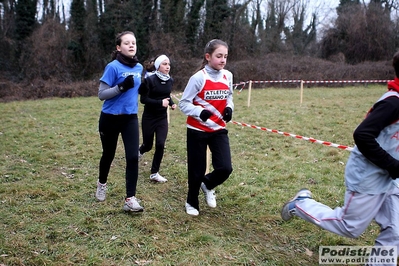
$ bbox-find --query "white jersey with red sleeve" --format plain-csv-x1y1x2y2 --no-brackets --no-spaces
179,65,234,132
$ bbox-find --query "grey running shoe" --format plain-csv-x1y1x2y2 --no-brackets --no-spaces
123,196,144,212
95,181,107,201
281,188,312,221
150,173,168,183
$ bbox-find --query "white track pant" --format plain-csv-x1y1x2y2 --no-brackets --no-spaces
295,186,399,266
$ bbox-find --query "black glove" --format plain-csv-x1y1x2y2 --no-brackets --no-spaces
118,75,134,92
200,110,212,122
223,107,232,122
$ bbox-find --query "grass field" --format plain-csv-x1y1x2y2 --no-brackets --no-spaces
0,85,388,265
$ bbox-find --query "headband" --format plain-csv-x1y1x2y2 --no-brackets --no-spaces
154,55,169,70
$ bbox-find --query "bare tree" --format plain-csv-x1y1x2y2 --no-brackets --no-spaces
321,0,395,63
0,0,17,76
283,0,317,55
262,0,295,53
19,19,71,81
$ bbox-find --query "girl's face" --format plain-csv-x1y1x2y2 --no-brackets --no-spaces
158,59,171,75
117,34,137,58
205,45,228,70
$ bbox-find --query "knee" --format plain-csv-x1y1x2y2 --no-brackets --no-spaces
141,143,153,153
155,141,165,150
218,166,233,178
377,225,399,242
224,164,233,174
126,153,139,163
101,153,115,162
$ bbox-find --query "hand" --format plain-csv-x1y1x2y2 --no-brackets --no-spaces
118,75,134,92
171,104,177,110
200,110,212,122
162,98,170,108
223,107,232,122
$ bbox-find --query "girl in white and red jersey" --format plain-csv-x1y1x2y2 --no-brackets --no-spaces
179,39,234,216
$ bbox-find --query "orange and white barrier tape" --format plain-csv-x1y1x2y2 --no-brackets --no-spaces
231,120,354,151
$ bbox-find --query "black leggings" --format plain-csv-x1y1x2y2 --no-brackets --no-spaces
186,128,233,210
140,113,168,174
98,112,139,198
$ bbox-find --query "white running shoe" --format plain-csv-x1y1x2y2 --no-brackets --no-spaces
201,183,216,208
95,181,107,201
150,173,168,183
123,196,144,212
185,203,199,216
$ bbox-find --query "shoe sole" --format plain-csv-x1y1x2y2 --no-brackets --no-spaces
150,177,168,183
123,207,144,212
186,209,199,216
281,201,293,221
150,178,167,183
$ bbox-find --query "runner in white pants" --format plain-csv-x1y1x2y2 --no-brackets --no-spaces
281,51,399,266
295,186,399,240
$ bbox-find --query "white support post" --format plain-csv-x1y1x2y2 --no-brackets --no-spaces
247,80,252,107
